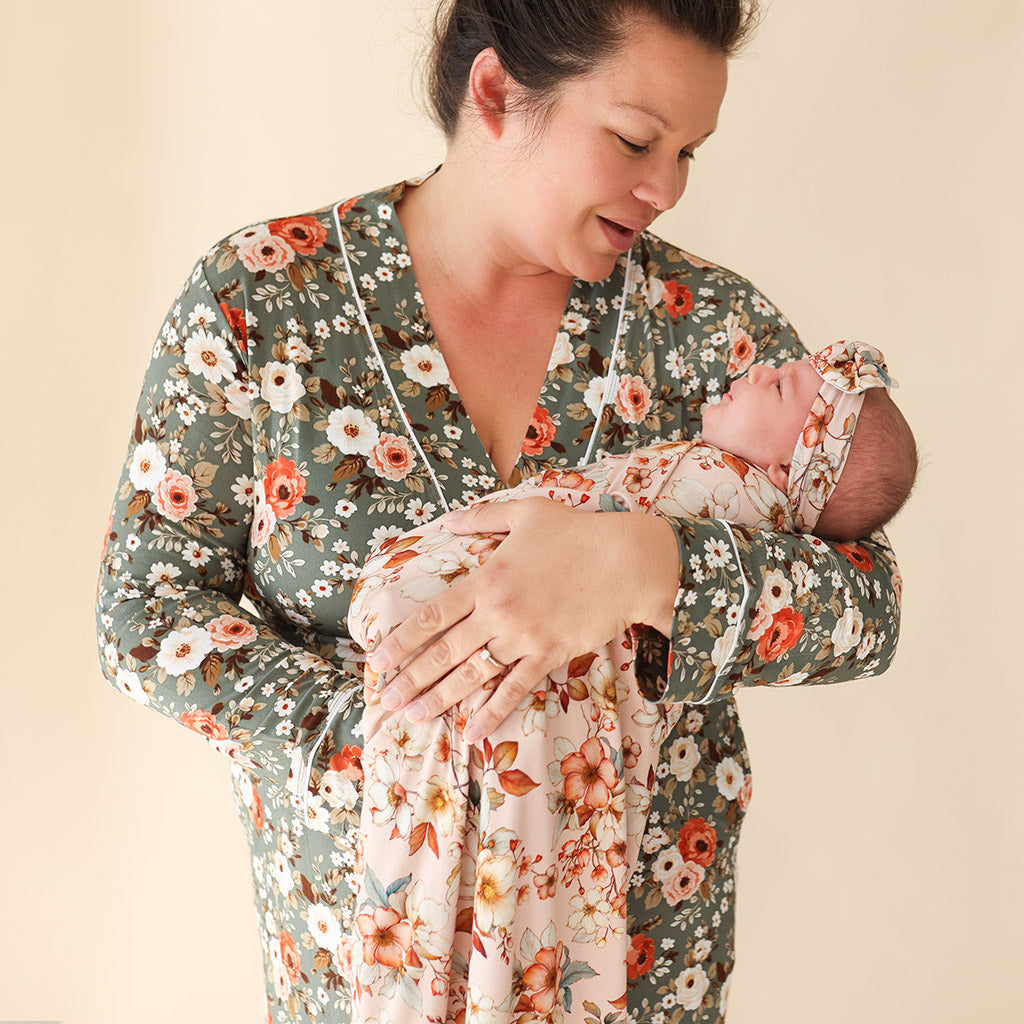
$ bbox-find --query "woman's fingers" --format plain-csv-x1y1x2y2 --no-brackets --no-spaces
381,626,501,714
368,572,476,675
399,646,508,723
462,656,550,743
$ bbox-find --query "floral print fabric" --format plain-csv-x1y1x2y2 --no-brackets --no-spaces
95,178,902,1023
346,441,794,1023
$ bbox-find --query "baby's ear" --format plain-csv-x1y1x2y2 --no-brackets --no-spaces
766,461,790,493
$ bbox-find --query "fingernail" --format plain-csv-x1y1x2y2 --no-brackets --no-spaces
380,689,401,710
368,651,392,672
462,724,481,743
407,700,426,722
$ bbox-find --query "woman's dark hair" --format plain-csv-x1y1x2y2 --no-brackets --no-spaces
428,0,761,138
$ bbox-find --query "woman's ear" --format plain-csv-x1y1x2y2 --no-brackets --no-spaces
766,460,790,493
466,47,513,138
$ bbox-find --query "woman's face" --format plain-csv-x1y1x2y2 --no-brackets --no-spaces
492,20,729,282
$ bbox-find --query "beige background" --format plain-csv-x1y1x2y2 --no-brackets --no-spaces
2,0,1021,1021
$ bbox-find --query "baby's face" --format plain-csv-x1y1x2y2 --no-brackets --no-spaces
701,358,823,475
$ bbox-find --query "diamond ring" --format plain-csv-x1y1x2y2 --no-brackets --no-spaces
478,645,507,669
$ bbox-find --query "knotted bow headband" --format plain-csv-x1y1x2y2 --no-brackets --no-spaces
788,341,899,533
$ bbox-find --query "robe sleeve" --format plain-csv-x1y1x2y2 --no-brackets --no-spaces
633,291,903,706
94,251,359,796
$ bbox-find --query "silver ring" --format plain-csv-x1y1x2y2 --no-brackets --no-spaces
478,645,507,669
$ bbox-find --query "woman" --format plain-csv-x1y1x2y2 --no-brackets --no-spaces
95,1,902,1021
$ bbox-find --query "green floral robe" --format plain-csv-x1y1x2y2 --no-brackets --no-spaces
95,178,902,1024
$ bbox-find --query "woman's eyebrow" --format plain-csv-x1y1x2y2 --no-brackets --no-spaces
609,101,717,142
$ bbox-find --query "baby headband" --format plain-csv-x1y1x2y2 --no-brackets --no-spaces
788,340,899,533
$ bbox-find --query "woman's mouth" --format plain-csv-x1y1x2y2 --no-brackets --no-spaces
598,216,639,250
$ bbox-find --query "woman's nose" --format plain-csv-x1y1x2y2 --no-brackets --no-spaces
632,157,688,213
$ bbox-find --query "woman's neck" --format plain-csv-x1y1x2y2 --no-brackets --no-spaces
396,157,574,309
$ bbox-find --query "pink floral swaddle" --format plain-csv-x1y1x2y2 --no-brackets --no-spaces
344,441,792,1024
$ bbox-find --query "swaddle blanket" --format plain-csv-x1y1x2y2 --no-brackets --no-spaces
345,440,791,1024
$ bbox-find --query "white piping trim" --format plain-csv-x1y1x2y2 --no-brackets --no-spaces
580,248,634,466
689,519,751,706
297,687,351,817
333,204,451,514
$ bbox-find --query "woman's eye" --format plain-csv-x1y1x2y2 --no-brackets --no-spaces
616,135,649,155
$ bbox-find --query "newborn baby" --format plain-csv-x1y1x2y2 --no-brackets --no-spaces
342,341,915,1023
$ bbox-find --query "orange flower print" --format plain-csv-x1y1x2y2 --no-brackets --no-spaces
561,736,617,810
624,465,653,493
801,394,835,447
268,215,328,256
279,931,302,984
755,607,804,662
627,933,656,978
263,457,307,519
726,335,755,377
153,469,198,522
615,374,652,424
371,433,417,481
738,773,753,811
236,230,295,274
836,542,874,572
537,468,591,490
207,614,259,651
521,405,557,456
677,817,718,867
664,858,706,905
330,744,364,781
180,708,229,742
519,942,566,1016
250,786,265,830
218,302,248,351
355,906,413,969
663,280,694,318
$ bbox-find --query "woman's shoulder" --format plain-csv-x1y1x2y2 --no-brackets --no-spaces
638,229,772,296
635,229,796,334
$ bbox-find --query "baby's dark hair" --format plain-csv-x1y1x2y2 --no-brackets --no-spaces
814,390,918,541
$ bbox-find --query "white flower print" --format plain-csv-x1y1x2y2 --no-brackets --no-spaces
224,379,254,420
832,605,865,655
561,311,591,335
114,668,149,706
400,343,450,387
286,335,313,363
231,475,257,508
129,440,167,491
548,331,575,370
404,499,437,524
184,328,234,384
676,965,710,1011
306,904,342,950
326,406,379,456
759,568,793,614
155,625,214,675
668,734,699,782
260,361,305,414
583,375,608,417
715,757,744,800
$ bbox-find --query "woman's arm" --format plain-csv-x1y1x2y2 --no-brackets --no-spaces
638,285,902,705
364,267,902,729
95,254,359,796
634,516,901,705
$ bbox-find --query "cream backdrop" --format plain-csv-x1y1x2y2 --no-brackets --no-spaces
2,0,1021,1021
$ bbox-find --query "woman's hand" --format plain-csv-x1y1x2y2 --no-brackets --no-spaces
366,498,680,743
